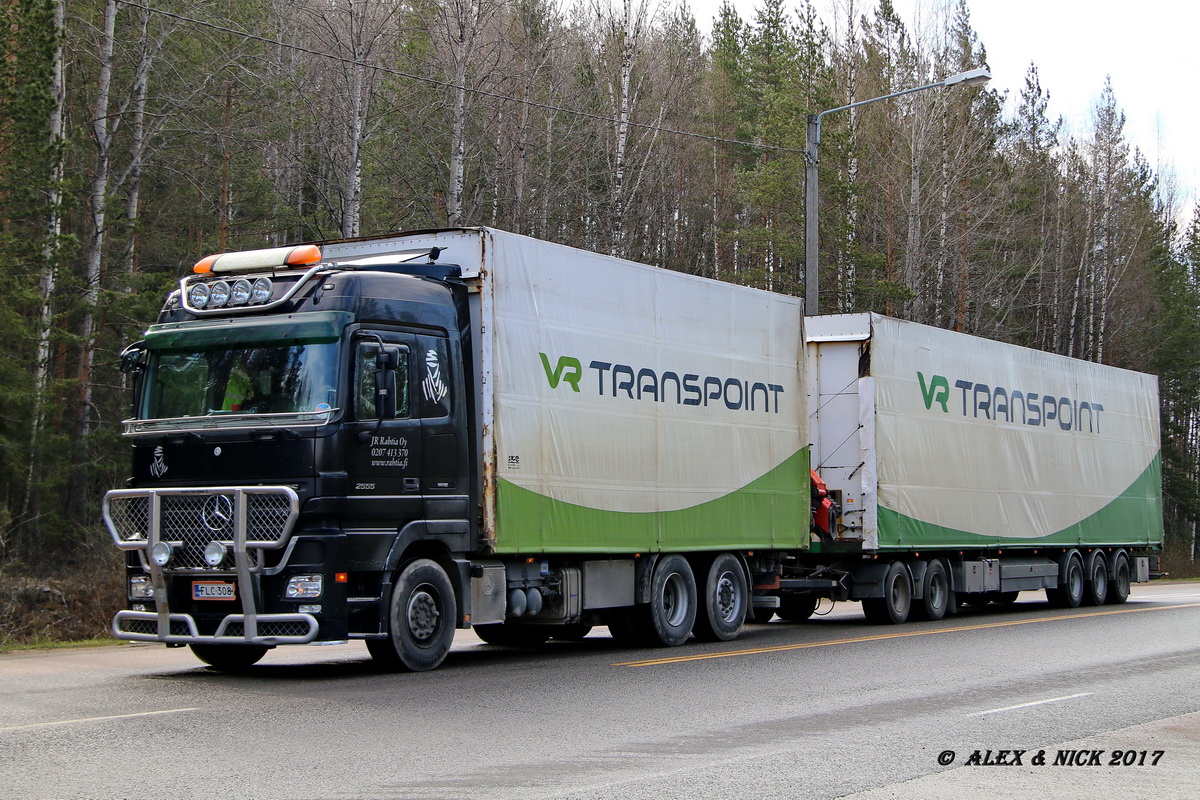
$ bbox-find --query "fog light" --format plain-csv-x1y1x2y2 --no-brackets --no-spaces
298,605,321,614
150,542,172,566
204,541,227,567
129,575,154,599
286,574,323,599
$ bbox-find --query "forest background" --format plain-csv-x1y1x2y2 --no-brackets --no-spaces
3,0,1199,644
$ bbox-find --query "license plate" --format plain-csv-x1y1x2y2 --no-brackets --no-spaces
193,581,236,601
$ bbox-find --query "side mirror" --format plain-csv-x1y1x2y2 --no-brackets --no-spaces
120,343,146,374
374,346,401,419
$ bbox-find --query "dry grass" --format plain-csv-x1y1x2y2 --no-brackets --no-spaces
0,558,124,648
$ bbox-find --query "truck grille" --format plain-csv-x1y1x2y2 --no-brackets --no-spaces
104,487,299,570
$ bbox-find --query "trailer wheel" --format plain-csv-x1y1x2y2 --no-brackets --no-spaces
371,558,456,671
639,554,697,646
693,553,748,642
863,561,912,624
749,607,776,624
776,594,819,622
912,559,949,621
189,643,268,671
1084,553,1109,606
474,623,551,647
1107,553,1131,604
1047,552,1085,608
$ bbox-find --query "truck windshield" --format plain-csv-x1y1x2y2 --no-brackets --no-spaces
139,341,339,426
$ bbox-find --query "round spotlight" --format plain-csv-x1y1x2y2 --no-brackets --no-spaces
250,277,273,304
204,541,227,567
150,541,173,566
230,279,252,305
209,281,231,307
188,283,211,309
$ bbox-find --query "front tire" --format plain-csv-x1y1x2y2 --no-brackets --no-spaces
370,558,457,671
189,643,269,671
692,553,748,642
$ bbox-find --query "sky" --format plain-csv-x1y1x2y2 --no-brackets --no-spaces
678,0,1200,226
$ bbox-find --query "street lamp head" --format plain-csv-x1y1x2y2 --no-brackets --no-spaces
942,67,992,88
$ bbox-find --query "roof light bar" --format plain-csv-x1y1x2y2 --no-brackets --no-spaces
193,244,323,274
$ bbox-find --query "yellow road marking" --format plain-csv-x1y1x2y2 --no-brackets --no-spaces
614,601,1200,667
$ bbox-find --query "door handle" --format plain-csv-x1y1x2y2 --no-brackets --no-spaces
403,478,420,492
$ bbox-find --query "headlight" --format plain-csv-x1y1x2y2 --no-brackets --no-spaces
230,279,252,305
250,277,273,304
285,574,323,599
129,575,154,599
150,542,173,566
209,280,231,307
188,282,211,308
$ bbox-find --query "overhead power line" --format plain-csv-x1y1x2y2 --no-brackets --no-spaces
114,0,807,156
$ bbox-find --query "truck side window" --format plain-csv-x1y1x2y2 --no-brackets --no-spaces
355,342,409,420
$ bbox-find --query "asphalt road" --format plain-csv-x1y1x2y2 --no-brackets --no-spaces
2,582,1199,800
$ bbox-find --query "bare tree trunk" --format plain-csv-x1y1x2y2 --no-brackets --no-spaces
23,0,67,530
77,0,118,442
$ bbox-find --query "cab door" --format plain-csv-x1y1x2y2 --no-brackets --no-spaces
345,334,423,528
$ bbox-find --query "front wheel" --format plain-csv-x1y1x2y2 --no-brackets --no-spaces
189,643,269,671
370,558,457,671
692,553,748,642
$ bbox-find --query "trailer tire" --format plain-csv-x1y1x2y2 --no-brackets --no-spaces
693,553,748,642
637,554,697,646
862,561,912,624
189,643,268,671
776,594,819,622
1107,553,1131,604
750,607,776,624
1084,552,1109,606
912,559,949,621
1047,552,1085,608
474,623,551,647
371,558,456,671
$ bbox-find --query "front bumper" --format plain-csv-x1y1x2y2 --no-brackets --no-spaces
113,609,317,645
105,485,309,647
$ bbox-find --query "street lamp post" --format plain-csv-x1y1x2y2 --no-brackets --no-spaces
803,67,991,316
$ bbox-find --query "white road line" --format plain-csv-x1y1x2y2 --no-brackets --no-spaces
971,693,1093,717
0,707,200,733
